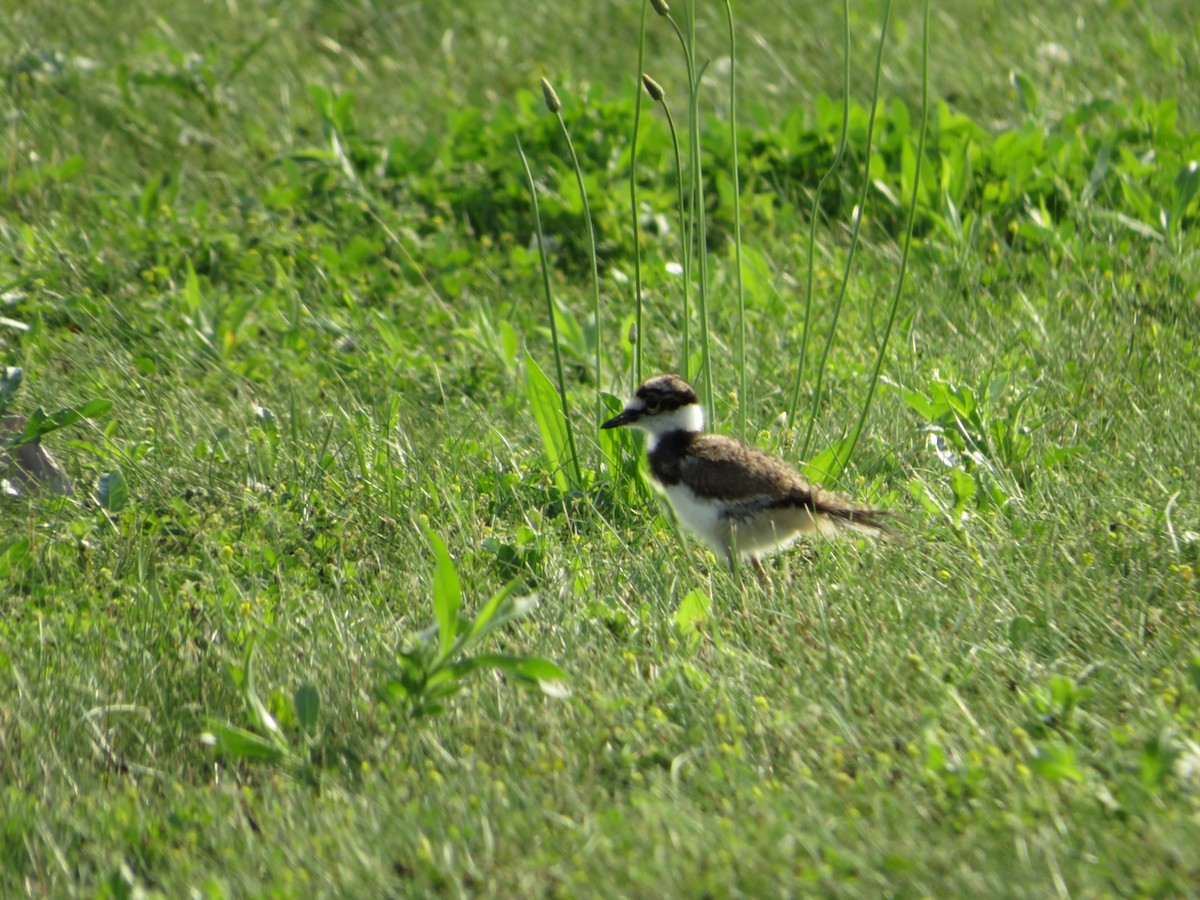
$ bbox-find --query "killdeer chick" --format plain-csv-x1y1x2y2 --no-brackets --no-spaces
602,374,888,569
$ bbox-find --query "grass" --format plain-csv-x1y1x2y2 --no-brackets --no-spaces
3,0,1200,895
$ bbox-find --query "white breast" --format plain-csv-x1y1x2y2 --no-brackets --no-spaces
662,484,728,556
662,483,837,562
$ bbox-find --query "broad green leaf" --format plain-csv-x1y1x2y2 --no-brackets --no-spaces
950,469,976,514
56,155,84,181
924,739,946,774
77,399,114,419
462,578,523,645
18,410,58,442
946,385,976,420
0,538,31,577
1172,161,1199,226
20,400,113,442
462,592,540,650
442,654,506,680
1050,675,1081,714
1095,209,1163,241
427,530,461,660
1010,70,1039,116
202,720,286,764
424,681,466,704
308,83,333,117
183,259,203,313
454,653,571,697
287,149,337,164
139,172,162,220
674,589,711,640
268,686,295,731
1140,734,1180,791
908,480,943,516
240,641,282,740
506,656,569,684
525,350,578,492
414,701,446,718
447,653,569,686
97,469,129,511
800,437,855,484
903,387,939,426
425,667,458,690
598,390,630,478
376,678,414,704
294,684,320,735
1028,743,1082,783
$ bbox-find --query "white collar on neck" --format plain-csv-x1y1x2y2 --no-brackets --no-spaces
643,403,704,451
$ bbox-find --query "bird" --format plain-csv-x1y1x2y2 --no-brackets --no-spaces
601,374,889,569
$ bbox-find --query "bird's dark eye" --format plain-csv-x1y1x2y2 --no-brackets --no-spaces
644,397,661,413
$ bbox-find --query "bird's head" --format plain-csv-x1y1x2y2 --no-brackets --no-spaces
601,374,704,437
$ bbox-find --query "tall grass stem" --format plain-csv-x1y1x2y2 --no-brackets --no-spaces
544,80,605,468
658,9,697,382
684,0,715,417
787,0,851,444
841,0,931,471
516,136,583,488
644,75,691,383
629,0,650,389
798,0,893,464
722,0,747,440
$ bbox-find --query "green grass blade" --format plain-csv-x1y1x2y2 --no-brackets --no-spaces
687,19,714,415
722,0,747,439
655,7,698,383
236,641,287,751
516,135,583,489
427,530,462,662
546,82,604,462
629,0,650,387
644,76,690,379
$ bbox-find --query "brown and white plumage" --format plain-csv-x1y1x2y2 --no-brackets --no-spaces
602,374,888,565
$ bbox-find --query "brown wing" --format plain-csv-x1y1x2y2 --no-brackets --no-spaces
683,436,890,530
682,436,814,501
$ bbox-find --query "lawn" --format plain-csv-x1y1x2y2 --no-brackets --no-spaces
3,0,1200,895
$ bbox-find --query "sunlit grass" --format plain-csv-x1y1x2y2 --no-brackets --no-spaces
1,0,1199,895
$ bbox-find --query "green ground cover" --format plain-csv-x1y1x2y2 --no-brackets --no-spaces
3,0,1200,895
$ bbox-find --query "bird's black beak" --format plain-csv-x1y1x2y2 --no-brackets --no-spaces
601,408,639,429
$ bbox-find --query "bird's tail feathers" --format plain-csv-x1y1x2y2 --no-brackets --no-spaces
820,498,893,540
